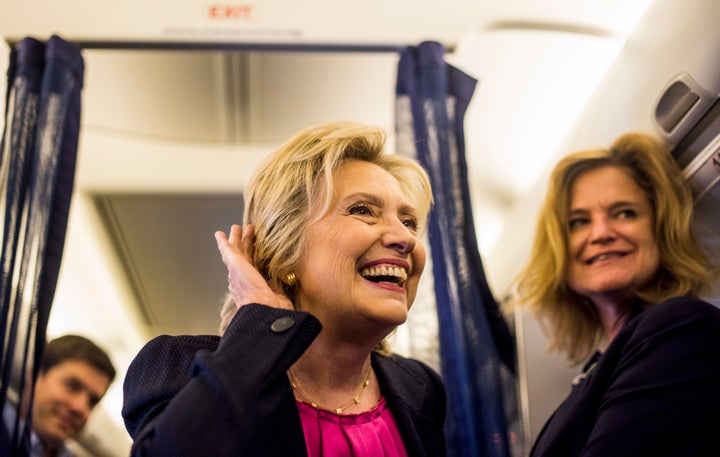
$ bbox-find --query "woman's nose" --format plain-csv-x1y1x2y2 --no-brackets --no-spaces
589,216,616,244
382,219,416,254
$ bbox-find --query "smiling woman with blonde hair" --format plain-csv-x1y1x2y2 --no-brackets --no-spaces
511,131,720,456
122,121,446,457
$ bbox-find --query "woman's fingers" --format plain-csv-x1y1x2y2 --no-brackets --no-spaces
215,224,285,309
215,224,251,266
228,224,242,246
241,224,255,260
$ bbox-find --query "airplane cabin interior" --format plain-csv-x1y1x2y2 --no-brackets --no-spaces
1,0,719,455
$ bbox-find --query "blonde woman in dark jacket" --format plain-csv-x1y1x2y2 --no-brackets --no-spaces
512,132,720,457
122,121,446,457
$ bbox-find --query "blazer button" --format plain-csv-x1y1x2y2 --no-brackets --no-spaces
271,316,295,333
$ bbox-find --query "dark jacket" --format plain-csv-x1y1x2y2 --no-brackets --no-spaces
122,304,446,457
531,296,720,457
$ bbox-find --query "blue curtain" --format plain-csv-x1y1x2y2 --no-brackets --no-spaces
0,35,84,456
396,41,517,457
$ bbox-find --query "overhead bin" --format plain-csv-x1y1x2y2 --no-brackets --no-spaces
652,59,720,299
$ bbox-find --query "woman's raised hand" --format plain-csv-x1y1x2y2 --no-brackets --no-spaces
214,224,293,310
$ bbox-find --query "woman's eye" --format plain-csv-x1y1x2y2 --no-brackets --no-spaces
403,217,419,231
616,209,637,219
348,204,373,216
568,218,588,231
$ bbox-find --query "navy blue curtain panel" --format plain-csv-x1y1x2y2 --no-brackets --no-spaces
396,41,517,457
0,35,84,456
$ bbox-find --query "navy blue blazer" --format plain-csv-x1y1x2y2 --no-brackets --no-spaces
122,304,446,457
531,296,720,457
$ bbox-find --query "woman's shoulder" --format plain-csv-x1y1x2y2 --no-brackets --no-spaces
138,333,221,359
626,296,720,344
127,334,221,379
642,296,720,324
123,334,222,438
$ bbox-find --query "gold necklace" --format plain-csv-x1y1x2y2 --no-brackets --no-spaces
289,365,372,414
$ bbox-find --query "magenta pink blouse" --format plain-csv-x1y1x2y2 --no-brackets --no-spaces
296,397,409,457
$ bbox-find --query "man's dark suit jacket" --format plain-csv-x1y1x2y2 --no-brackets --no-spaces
122,304,446,457
531,296,720,457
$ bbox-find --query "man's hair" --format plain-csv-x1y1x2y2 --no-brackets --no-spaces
41,335,116,382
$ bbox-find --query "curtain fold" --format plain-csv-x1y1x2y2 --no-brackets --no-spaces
0,35,84,456
395,41,517,457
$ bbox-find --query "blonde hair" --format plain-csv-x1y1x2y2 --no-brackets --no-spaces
218,121,433,351
510,131,715,364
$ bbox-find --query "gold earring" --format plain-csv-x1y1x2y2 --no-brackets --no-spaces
285,272,297,286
